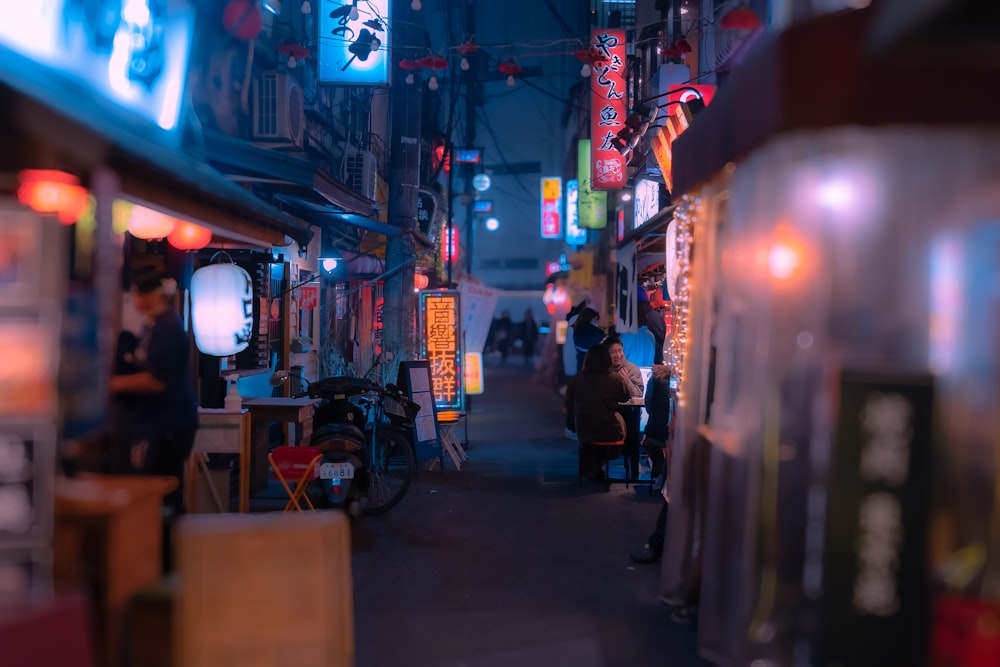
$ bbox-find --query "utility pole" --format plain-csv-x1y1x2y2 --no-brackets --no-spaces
461,0,479,280
384,0,423,368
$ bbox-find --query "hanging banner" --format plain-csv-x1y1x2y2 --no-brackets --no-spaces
590,28,627,191
614,242,638,333
577,140,607,229
318,0,390,85
565,179,586,245
540,177,563,239
457,279,498,354
418,290,464,412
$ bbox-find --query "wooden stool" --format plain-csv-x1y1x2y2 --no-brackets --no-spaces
578,440,625,489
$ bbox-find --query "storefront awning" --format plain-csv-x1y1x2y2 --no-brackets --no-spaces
672,7,1000,195
201,130,376,217
272,194,402,238
0,65,314,250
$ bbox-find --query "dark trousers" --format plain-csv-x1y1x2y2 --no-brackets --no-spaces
136,428,197,572
648,500,668,554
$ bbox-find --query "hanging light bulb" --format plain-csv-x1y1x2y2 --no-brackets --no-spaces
348,1,359,20
580,63,591,77
405,72,414,84
460,56,470,71
411,0,422,9
428,75,439,90
287,54,297,68
506,74,515,87
300,0,310,13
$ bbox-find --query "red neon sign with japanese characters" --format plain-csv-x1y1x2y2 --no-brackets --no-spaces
590,28,627,191
540,177,562,239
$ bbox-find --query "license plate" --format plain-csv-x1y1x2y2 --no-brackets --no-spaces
320,462,354,480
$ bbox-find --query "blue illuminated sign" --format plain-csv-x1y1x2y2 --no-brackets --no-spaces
565,180,587,246
473,200,493,213
0,0,195,137
319,0,390,85
455,148,482,163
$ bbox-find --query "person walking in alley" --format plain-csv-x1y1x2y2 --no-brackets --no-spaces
565,344,630,482
521,309,539,365
494,310,513,364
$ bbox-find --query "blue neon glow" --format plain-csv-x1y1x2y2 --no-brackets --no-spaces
318,0,390,85
565,180,587,245
0,0,194,136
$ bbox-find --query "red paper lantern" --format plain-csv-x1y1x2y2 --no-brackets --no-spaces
414,273,429,290
659,44,682,58
719,7,762,31
399,58,419,70
417,54,448,70
456,41,479,54
223,0,264,41
127,205,177,240
167,220,213,251
674,38,692,53
16,170,89,224
498,59,522,75
277,43,312,60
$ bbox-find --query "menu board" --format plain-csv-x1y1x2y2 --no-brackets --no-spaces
396,360,441,462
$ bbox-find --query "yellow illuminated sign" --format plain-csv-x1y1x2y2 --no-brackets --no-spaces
541,177,562,200
464,352,484,395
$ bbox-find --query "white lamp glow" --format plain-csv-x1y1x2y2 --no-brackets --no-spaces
191,263,254,356
485,217,500,231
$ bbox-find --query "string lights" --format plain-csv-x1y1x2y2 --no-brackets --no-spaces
664,191,701,407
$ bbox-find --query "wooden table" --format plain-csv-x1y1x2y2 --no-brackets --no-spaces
53,474,177,667
187,409,252,513
241,397,320,492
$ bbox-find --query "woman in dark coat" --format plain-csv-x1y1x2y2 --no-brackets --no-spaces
565,344,630,481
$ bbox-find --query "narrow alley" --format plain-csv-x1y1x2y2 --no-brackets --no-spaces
351,360,708,667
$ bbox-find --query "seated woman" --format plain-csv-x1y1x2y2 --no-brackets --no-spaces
565,344,631,482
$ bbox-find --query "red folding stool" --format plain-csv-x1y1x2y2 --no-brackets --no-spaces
268,446,323,511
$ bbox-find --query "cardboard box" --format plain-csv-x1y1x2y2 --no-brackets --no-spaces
175,512,354,667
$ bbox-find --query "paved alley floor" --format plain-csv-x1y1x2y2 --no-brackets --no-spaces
350,359,711,667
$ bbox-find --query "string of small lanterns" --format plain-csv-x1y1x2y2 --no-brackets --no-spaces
664,191,700,407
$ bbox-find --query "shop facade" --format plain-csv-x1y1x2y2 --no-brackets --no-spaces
664,7,1000,665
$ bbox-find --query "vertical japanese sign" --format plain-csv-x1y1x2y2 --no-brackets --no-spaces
820,370,933,667
318,0,390,85
614,241,638,333
373,296,384,354
418,290,464,412
540,177,563,239
577,140,608,229
565,179,586,245
590,28,627,191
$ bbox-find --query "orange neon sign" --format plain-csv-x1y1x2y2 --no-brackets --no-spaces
418,290,464,411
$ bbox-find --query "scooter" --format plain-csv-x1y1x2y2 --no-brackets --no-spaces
270,366,418,516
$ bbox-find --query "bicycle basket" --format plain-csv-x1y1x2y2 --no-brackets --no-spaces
384,394,421,421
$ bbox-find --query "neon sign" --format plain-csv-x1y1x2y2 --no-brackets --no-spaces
419,290,464,412
318,0,390,85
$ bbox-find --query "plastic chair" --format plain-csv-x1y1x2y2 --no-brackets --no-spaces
268,446,323,511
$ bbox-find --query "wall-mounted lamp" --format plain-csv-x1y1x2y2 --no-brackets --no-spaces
320,257,342,272
261,0,281,15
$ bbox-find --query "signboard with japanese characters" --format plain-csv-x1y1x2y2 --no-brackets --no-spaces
577,140,607,229
565,179,587,245
614,242,638,333
319,0,390,85
540,177,563,239
589,28,627,191
820,370,933,667
634,178,664,229
418,290,464,413
417,190,436,236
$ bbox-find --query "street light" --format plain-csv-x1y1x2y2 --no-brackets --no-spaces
484,217,500,231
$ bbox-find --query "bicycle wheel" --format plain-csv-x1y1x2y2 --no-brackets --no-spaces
364,428,416,515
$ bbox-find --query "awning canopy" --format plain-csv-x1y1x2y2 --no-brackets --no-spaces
672,7,1000,195
0,59,314,250
201,130,376,217
273,194,402,240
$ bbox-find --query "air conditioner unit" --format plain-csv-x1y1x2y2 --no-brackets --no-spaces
344,148,377,201
252,72,304,147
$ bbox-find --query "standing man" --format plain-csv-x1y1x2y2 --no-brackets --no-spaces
110,266,198,569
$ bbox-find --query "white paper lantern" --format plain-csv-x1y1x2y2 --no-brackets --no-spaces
191,263,254,356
